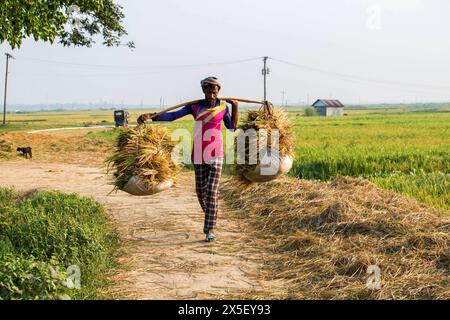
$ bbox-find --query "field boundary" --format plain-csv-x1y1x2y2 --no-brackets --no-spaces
27,125,116,134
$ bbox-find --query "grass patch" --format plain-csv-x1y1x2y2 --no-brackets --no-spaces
372,171,449,211
0,188,119,300
86,129,120,141
287,112,450,210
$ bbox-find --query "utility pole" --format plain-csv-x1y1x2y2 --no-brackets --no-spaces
262,56,270,101
3,53,14,125
281,91,286,107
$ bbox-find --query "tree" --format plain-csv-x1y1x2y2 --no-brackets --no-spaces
0,0,134,49
304,107,317,117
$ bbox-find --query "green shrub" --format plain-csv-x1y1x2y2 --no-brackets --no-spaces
304,107,317,117
0,254,70,300
0,189,119,300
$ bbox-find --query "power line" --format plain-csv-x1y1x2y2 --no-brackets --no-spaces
10,54,449,92
9,56,263,78
316,73,450,96
269,57,450,91
8,53,450,100
10,70,165,78
15,56,263,70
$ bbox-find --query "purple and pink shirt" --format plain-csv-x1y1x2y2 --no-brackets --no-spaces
153,100,235,164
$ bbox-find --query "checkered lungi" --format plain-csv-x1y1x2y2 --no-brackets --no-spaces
194,157,224,233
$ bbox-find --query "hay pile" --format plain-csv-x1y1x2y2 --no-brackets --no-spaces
235,107,294,180
221,176,449,299
107,126,181,191
0,138,13,159
0,131,113,164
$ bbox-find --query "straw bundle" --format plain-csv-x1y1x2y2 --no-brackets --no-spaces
221,175,450,299
107,126,181,193
235,106,294,182
0,138,13,159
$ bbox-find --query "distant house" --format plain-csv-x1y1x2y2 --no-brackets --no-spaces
312,99,345,117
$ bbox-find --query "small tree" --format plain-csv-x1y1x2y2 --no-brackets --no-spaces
0,0,134,49
304,107,317,117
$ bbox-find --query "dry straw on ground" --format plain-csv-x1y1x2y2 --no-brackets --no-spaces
107,126,181,191
235,108,294,180
0,131,112,164
221,176,449,299
0,138,13,159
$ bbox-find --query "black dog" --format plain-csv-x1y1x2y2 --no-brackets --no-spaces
17,147,33,159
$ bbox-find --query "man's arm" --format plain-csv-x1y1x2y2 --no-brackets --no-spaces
138,106,192,124
223,101,239,130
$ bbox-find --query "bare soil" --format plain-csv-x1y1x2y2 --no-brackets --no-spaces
0,159,284,299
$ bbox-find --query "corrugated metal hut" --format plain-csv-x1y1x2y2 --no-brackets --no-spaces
312,99,345,116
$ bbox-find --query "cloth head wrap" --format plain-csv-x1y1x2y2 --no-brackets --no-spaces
201,77,221,89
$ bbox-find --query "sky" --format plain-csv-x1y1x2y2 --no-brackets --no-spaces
1,0,449,107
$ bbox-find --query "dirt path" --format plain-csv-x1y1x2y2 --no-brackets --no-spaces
0,160,276,299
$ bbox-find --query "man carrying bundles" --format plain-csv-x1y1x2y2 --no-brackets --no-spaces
138,77,238,243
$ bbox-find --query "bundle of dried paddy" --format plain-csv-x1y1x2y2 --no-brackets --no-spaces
235,106,294,183
221,176,449,299
107,126,181,195
0,138,13,159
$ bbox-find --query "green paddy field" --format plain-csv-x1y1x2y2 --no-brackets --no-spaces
1,105,449,211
